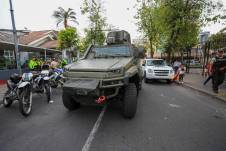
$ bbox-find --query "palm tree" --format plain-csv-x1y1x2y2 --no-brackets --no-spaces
53,7,78,28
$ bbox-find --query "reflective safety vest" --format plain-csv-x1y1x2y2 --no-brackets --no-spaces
28,60,38,70
61,59,68,68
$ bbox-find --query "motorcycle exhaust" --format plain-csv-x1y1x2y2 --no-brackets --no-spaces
95,96,106,104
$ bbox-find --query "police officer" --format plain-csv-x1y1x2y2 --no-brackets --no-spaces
60,58,68,68
212,50,226,93
28,56,38,70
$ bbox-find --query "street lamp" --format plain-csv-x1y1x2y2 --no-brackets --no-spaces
9,0,21,74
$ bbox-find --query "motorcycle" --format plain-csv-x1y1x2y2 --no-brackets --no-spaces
49,68,65,88
3,73,33,116
32,65,52,103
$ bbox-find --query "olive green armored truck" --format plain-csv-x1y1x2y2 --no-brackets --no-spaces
62,30,144,118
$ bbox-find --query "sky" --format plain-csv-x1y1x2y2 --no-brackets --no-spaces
1,0,226,40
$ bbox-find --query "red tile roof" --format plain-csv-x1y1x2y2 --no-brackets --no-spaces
19,30,56,45
39,40,58,49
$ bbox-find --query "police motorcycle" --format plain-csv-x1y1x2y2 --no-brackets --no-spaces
32,64,52,103
49,68,65,88
3,73,33,116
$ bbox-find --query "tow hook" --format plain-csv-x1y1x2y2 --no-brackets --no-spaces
95,96,106,104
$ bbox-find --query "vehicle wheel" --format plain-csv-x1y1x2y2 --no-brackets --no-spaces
3,90,13,107
167,79,172,84
44,83,51,103
62,91,80,110
144,77,148,83
50,81,58,88
18,86,32,117
144,72,148,83
138,81,142,90
122,83,138,119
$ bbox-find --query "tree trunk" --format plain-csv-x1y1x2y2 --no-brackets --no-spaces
149,38,154,58
166,50,172,63
64,19,68,28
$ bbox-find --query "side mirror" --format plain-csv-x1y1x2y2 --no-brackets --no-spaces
138,47,145,58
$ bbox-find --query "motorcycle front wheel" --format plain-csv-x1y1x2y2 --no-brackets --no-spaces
3,90,13,108
44,83,51,103
50,80,58,88
18,86,32,117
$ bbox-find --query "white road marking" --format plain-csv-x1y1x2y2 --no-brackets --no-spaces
82,105,107,151
160,93,165,97
169,103,181,108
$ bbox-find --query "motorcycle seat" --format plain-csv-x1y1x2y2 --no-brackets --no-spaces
10,73,21,84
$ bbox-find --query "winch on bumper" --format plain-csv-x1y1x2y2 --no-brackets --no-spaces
63,77,124,102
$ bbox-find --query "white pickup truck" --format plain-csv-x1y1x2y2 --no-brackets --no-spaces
142,59,174,83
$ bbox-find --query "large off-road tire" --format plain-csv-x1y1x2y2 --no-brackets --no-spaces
62,91,80,110
18,86,32,117
122,83,138,119
3,90,13,108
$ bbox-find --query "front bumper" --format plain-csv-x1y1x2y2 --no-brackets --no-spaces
146,73,174,80
63,77,124,100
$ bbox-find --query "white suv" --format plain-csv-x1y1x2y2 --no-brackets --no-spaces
142,59,174,83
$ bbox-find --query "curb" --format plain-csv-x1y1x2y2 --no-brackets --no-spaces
176,82,226,102
0,80,6,85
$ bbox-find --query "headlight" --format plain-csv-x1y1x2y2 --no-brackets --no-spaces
64,67,69,72
148,69,153,73
170,69,174,74
111,69,122,74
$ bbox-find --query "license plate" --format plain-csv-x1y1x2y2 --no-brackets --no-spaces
76,89,88,95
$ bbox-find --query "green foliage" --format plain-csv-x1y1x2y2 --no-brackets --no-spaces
135,0,160,57
135,0,225,60
81,0,106,49
58,27,80,50
53,7,78,28
209,32,226,50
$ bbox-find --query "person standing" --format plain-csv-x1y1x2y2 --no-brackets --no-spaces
212,50,226,93
173,59,181,73
28,56,38,70
178,64,186,84
203,52,216,85
50,58,59,69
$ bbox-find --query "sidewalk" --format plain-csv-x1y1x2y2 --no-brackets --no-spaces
0,84,7,104
183,68,226,102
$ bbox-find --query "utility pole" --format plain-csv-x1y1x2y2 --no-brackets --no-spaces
9,0,21,74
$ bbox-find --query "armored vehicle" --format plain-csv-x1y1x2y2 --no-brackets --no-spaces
62,30,144,118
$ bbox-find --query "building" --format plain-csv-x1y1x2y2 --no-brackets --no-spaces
0,29,61,83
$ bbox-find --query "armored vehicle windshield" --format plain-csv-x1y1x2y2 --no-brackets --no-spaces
93,45,131,58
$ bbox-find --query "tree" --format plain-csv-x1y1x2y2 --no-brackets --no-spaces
161,0,224,61
53,7,79,28
81,0,107,49
136,0,225,61
135,0,160,57
58,27,80,50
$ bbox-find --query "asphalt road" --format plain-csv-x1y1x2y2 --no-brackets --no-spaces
0,81,226,151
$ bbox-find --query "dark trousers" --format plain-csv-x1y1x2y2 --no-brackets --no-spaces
204,75,212,85
179,74,184,82
212,71,225,92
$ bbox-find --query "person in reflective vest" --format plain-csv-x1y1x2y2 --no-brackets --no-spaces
28,56,38,70
60,58,68,68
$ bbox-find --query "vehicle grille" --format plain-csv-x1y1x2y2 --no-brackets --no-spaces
154,70,169,76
